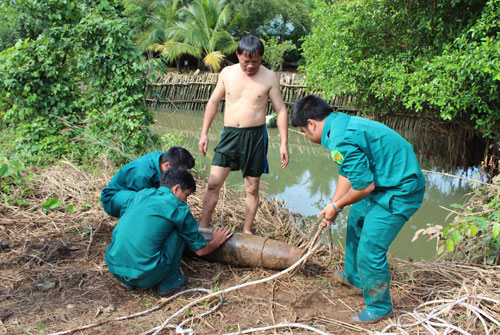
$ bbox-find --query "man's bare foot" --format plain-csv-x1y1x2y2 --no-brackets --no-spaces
243,229,253,235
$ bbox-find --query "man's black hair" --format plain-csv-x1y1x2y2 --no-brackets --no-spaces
160,167,196,193
160,146,195,169
237,35,264,57
291,95,334,127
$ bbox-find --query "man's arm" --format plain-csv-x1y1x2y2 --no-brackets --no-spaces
332,174,351,202
194,226,233,256
268,73,289,168
318,177,375,226
198,72,226,156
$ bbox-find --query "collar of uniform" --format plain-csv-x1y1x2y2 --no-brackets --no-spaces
157,185,184,203
157,186,174,197
154,151,163,178
321,112,351,150
157,186,168,194
321,113,338,148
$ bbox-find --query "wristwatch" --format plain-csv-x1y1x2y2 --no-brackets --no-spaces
331,201,343,213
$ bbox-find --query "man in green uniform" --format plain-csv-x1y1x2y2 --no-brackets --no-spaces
101,146,195,218
105,167,233,295
291,95,426,323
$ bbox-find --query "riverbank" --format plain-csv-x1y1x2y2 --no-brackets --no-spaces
1,162,499,334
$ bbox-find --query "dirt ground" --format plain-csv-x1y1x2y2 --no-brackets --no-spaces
0,222,395,335
1,163,499,335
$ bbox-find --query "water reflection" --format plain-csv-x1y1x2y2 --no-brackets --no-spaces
152,109,475,261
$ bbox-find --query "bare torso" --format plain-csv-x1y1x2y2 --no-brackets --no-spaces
198,47,289,233
221,64,275,127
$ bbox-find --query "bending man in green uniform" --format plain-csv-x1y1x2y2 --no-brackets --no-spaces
105,167,233,295
291,95,426,323
101,146,195,218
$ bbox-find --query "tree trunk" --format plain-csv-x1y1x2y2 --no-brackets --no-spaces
176,57,181,73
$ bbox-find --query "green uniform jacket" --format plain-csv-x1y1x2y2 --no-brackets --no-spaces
321,112,426,219
100,152,163,216
105,186,207,279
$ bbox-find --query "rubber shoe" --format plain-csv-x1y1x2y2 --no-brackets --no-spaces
352,309,393,324
332,271,363,295
157,275,187,297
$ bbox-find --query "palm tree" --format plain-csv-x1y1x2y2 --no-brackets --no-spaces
158,0,237,72
131,0,183,62
123,0,184,70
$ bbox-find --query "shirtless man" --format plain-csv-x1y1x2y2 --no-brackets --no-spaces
198,35,289,234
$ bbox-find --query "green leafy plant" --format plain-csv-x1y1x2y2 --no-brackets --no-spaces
417,177,500,264
42,197,62,211
0,157,33,207
37,322,46,331
263,36,296,71
439,185,500,264
140,299,153,308
66,204,77,212
160,133,186,151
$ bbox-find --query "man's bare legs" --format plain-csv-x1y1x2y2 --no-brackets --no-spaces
243,176,260,235
199,165,231,228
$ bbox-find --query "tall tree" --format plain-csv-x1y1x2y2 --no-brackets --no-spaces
300,0,499,152
230,0,313,49
124,0,183,61
159,0,237,71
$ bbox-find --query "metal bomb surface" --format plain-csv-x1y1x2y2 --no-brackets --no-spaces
193,228,304,270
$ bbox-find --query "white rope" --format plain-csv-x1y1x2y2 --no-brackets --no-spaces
47,288,219,335
222,322,332,335
142,288,222,335
374,295,500,335
147,223,328,335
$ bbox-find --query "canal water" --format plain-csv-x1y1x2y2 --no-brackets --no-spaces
152,109,480,261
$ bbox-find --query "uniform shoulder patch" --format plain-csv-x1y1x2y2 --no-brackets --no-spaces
331,149,344,165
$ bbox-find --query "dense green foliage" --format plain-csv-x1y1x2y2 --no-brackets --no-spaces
0,0,158,164
230,0,312,59
301,0,500,146
263,36,297,71
122,0,312,69
0,0,46,50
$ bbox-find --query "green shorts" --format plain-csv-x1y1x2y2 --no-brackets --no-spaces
212,125,269,177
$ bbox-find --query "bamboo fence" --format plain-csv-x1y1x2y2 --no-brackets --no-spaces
144,72,357,114
144,72,492,170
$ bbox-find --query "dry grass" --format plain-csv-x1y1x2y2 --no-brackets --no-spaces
1,161,499,334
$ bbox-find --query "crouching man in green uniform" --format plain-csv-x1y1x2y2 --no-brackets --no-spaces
105,167,233,295
101,146,195,218
291,95,426,323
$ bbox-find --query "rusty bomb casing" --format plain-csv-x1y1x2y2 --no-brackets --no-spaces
189,228,305,270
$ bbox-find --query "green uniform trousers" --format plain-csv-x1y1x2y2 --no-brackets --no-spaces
113,230,185,288
108,190,138,218
344,189,424,315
